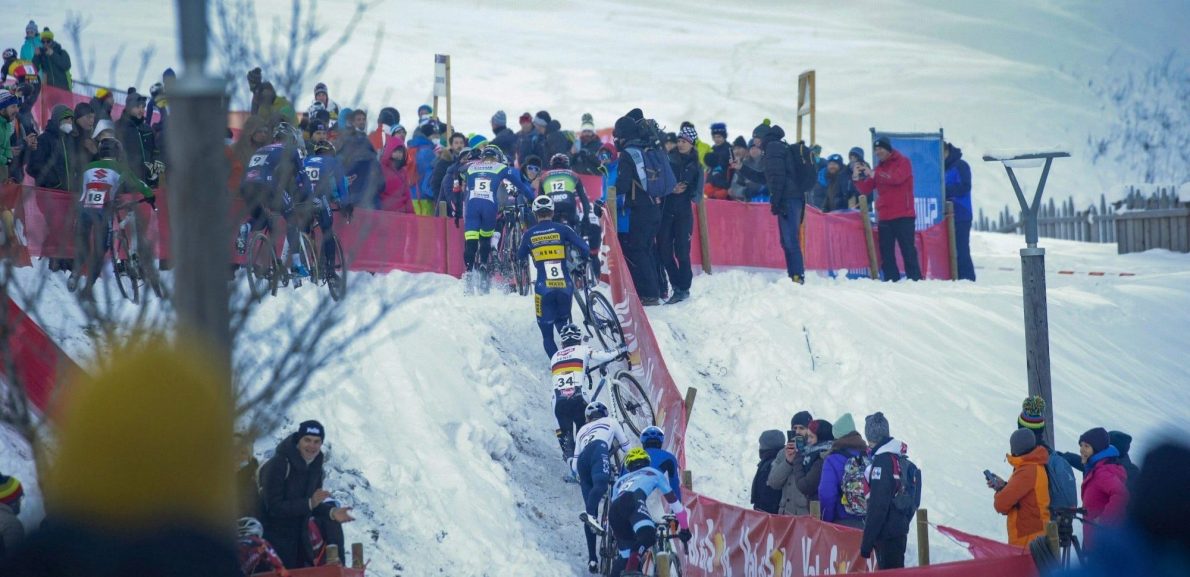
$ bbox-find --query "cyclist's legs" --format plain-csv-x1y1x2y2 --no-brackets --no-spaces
463,199,486,272
609,494,657,577
537,290,569,358
553,390,586,460
242,182,273,231
577,440,611,563
476,201,497,268
77,209,106,286
314,197,336,269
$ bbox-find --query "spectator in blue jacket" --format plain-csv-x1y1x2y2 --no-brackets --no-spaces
944,142,975,280
818,413,866,529
406,123,439,215
810,154,858,212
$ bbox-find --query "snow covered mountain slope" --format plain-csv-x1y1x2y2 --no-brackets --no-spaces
24,0,1189,212
647,232,1190,562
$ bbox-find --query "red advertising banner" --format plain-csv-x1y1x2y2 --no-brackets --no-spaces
933,525,1027,561
4,297,81,415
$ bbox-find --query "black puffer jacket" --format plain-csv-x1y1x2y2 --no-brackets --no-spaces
28,105,79,191
258,434,334,568
542,120,571,161
115,108,159,186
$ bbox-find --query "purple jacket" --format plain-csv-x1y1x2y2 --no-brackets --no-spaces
818,431,868,523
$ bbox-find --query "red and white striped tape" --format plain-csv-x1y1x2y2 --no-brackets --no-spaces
978,266,1137,277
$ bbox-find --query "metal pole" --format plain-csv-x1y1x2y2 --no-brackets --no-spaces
170,0,231,379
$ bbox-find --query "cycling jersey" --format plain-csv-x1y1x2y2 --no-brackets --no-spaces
548,344,621,393
644,447,682,501
538,168,590,227
576,416,630,458
78,159,153,209
302,154,349,205
517,220,589,294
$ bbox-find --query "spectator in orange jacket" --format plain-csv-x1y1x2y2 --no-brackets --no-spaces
854,137,921,281
378,135,412,212
992,429,1052,547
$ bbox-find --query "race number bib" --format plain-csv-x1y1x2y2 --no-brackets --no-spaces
554,371,580,392
470,178,494,201
248,154,267,168
82,183,110,208
545,261,566,288
305,166,321,183
550,180,567,192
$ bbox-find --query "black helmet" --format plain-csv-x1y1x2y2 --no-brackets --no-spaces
97,137,122,160
560,324,582,346
313,140,335,155
480,145,503,161
549,153,570,169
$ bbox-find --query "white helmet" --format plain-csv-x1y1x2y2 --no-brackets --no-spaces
532,195,554,214
238,516,264,538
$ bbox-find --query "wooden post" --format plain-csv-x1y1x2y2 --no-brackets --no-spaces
444,55,453,147
681,470,693,490
796,70,816,145
916,508,930,566
946,201,958,280
1045,521,1059,557
351,543,364,568
326,544,341,566
809,500,821,520
697,201,712,274
606,186,617,235
858,195,879,279
684,387,697,418
437,200,447,218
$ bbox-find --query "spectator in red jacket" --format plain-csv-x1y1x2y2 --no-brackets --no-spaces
379,135,412,212
1078,427,1129,551
855,137,921,281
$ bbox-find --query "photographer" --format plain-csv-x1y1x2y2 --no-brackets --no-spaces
766,411,813,515
989,429,1051,546
31,29,71,90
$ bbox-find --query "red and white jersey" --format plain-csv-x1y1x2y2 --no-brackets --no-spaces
80,164,125,209
548,343,621,392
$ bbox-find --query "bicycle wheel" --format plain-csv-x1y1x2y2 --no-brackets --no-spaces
587,291,625,349
246,231,278,299
512,220,532,296
598,493,616,576
299,232,320,284
612,371,655,436
327,233,347,301
113,229,139,303
657,548,682,577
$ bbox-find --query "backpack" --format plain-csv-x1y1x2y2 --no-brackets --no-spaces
787,141,817,195
840,453,871,516
1046,453,1078,510
891,455,923,518
627,147,677,200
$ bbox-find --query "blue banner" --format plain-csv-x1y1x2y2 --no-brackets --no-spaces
871,130,945,230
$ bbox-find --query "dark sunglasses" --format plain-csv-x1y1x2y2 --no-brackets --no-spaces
525,165,541,173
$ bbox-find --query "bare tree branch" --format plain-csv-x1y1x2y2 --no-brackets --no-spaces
350,23,386,108
62,12,96,82
108,45,127,89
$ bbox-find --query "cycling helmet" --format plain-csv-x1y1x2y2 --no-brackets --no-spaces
97,137,123,160
532,195,554,214
640,426,665,449
585,401,608,420
273,122,297,142
624,446,652,471
466,147,484,161
238,516,264,538
2,48,15,61
549,153,570,169
313,140,336,155
560,324,583,346
480,144,503,161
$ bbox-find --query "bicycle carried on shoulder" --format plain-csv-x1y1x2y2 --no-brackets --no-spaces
574,265,624,351
586,354,655,437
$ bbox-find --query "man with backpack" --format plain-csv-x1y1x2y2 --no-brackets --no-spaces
860,412,917,570
734,123,814,284
613,110,672,305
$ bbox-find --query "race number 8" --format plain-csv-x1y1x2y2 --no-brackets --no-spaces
545,261,564,280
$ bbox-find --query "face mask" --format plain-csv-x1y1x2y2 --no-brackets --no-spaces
60,122,74,134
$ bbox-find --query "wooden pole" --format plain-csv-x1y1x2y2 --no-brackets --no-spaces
858,195,879,279
606,186,617,234
916,508,930,566
351,543,364,568
696,201,712,274
326,544,341,566
681,470,693,490
1045,521,1059,557
444,55,453,147
684,386,697,418
946,201,958,280
809,70,816,146
809,500,821,519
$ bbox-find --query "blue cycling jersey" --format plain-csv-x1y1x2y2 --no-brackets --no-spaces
517,220,589,293
612,466,676,501
462,160,534,205
302,155,349,205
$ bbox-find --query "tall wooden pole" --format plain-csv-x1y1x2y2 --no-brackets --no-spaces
170,0,230,380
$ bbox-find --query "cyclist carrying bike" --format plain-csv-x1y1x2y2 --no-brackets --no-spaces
538,153,602,277
451,144,535,293
299,140,350,279
71,138,156,294
639,426,681,502
574,401,630,573
518,195,591,358
551,324,627,465
238,122,313,277
608,447,692,577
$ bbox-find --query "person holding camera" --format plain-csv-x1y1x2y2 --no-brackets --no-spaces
989,428,1052,547
765,411,813,515
31,28,71,90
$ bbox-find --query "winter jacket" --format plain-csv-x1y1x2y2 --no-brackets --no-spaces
730,155,766,201
752,449,783,514
32,41,71,90
705,142,732,189
28,105,80,191
811,166,858,212
542,121,571,162
737,126,802,213
0,502,24,554
668,148,703,203
90,95,113,121
20,37,39,62
491,126,518,160
944,146,973,222
1060,430,1141,490
258,433,336,568
405,133,437,201
993,445,1051,546
818,431,868,524
572,135,605,174
429,149,459,207
379,136,413,212
859,438,913,558
336,129,382,207
515,130,542,167
0,114,13,172
115,109,159,186
1081,446,1129,548
855,149,915,221
768,441,831,515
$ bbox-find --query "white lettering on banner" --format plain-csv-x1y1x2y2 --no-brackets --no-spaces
915,197,940,230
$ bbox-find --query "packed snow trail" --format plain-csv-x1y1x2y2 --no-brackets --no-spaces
647,231,1190,563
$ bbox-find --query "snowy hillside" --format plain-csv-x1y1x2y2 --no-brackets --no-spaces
24,0,1190,213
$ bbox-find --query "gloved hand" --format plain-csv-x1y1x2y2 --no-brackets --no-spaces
770,200,786,216
617,344,629,359
678,528,693,544
145,196,157,211
247,67,262,88
587,210,600,226
341,203,354,223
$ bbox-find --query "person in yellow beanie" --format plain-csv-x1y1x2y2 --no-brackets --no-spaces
31,28,71,90
2,341,240,576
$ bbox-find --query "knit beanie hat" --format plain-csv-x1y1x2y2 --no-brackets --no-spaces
808,419,834,442
679,125,698,143
95,88,113,102
790,410,813,429
0,90,19,111
0,474,23,505
1079,427,1110,454
534,110,552,127
865,412,890,443
732,136,747,149
314,82,328,96
27,21,37,35
834,413,857,437
491,110,507,127
752,123,771,140
41,28,54,42
418,104,432,116
74,101,95,119
1018,396,1046,431
297,420,326,441
519,112,532,125
874,136,893,152
827,154,845,168
467,134,489,149
759,429,786,452
1010,428,1037,457
710,122,727,137
580,112,595,133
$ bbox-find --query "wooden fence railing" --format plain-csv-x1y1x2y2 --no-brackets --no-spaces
976,185,1189,253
